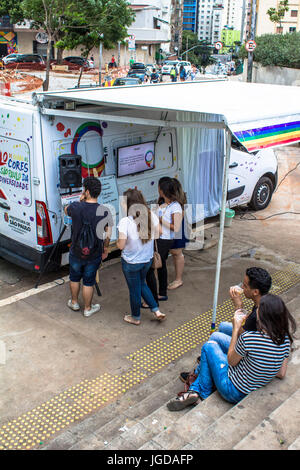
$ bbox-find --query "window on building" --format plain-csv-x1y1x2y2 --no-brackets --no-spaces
291,10,298,17
276,26,283,33
289,26,296,32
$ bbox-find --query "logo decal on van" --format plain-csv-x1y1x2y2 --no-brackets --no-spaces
71,122,105,178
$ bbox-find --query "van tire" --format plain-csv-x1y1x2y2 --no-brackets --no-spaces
249,176,274,211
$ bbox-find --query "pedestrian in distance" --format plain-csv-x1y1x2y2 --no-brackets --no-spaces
167,293,296,410
170,66,177,82
179,65,187,82
64,176,113,317
117,188,165,325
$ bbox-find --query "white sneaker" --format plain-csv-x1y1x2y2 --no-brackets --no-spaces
83,304,101,317
67,299,80,311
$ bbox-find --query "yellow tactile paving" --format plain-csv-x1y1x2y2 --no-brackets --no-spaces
0,264,299,450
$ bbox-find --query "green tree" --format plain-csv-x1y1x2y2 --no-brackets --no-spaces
267,0,289,32
181,31,214,72
239,32,300,69
0,0,134,90
56,0,135,86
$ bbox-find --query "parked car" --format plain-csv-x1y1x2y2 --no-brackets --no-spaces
127,69,149,82
63,56,93,68
130,62,146,70
2,53,22,64
113,77,142,86
228,136,278,211
161,60,181,75
5,54,45,64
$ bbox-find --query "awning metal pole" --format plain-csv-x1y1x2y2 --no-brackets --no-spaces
211,129,232,333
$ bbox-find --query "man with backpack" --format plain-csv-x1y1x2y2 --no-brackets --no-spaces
64,176,113,317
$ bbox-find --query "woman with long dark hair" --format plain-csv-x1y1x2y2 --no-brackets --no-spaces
168,178,187,290
117,189,165,325
144,177,183,305
167,294,296,410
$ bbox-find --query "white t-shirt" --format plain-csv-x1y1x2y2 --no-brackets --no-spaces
118,213,159,264
158,201,182,240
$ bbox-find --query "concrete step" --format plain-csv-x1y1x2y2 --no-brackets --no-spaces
139,391,232,450
47,353,199,450
288,435,300,450
182,360,300,450
234,389,300,450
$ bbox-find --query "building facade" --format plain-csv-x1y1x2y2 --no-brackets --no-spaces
256,0,300,36
183,0,199,33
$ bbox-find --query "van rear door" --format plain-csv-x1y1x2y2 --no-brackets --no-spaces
0,107,35,247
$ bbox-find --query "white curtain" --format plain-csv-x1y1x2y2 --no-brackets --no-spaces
176,112,225,223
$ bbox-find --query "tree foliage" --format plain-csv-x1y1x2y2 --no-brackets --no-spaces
267,0,289,27
239,32,300,69
181,31,214,71
0,0,135,90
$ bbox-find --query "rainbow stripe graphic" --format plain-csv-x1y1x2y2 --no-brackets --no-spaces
234,120,300,152
71,122,105,178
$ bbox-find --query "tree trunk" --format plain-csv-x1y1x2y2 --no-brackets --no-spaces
43,36,52,91
56,48,63,64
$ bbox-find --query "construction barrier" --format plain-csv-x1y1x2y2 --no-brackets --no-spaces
0,82,11,96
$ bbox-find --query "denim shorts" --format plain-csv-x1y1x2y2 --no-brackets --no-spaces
69,254,101,286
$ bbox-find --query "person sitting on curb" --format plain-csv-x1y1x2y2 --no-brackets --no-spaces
65,176,113,317
179,266,272,384
167,294,296,410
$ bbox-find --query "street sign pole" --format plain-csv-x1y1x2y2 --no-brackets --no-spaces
247,0,257,82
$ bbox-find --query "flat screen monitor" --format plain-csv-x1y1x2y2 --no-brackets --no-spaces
117,141,155,177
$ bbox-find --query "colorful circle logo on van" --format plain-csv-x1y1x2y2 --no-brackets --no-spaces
145,150,154,168
71,122,105,178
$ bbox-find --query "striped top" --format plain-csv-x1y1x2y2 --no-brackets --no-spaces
228,331,290,395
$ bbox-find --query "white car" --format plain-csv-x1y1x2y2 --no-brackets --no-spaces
161,60,181,75
228,137,278,211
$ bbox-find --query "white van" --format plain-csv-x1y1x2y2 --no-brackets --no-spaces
0,93,277,272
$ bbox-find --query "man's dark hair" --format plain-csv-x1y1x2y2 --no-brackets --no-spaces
246,267,272,295
83,176,101,199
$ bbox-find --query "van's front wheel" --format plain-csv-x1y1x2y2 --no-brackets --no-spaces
249,176,274,211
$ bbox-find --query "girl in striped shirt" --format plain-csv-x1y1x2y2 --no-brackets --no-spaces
167,294,296,410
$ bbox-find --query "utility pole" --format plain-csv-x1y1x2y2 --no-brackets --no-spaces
98,33,104,86
240,0,247,43
247,0,257,82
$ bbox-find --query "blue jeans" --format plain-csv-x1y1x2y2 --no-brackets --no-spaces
207,322,233,355
121,258,159,321
189,340,246,404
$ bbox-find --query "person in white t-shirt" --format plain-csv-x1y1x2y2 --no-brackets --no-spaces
145,178,183,305
117,189,165,325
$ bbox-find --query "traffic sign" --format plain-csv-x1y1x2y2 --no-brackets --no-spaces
245,40,256,52
215,42,223,50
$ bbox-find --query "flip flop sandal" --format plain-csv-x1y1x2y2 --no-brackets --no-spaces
168,281,183,290
167,391,200,411
123,315,141,325
152,311,166,322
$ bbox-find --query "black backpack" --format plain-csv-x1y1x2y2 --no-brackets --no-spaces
73,218,102,259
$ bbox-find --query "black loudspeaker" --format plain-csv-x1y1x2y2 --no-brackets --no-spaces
59,154,82,189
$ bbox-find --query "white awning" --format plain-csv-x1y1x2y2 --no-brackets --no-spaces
36,80,300,152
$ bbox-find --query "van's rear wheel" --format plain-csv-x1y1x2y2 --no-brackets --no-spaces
249,176,274,211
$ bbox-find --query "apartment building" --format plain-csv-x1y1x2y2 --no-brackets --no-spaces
183,0,199,33
256,0,300,35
